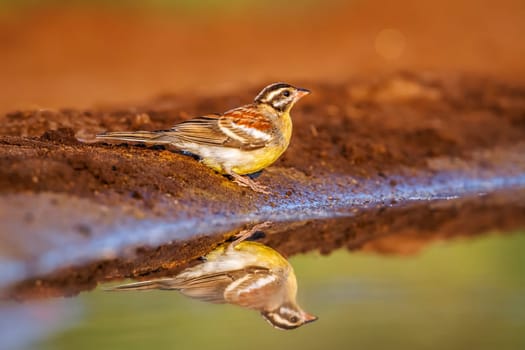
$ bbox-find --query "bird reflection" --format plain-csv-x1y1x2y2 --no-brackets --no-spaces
108,222,317,330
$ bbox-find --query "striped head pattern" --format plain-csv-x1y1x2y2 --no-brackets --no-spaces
254,83,310,113
261,302,318,330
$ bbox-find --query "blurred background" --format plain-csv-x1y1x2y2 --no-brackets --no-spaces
0,0,524,114
1,1,524,349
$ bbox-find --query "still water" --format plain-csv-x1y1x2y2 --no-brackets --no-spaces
5,233,525,350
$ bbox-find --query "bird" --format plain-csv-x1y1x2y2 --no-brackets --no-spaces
96,83,310,194
106,222,318,330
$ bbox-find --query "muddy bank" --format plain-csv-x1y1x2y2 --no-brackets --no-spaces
1,72,525,299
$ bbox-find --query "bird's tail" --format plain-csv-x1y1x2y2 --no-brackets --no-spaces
96,130,176,144
105,278,180,291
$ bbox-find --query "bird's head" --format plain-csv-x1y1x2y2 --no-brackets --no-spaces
254,82,310,114
260,302,318,330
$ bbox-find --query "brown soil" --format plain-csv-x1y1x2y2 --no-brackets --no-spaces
3,73,525,183
1,72,525,299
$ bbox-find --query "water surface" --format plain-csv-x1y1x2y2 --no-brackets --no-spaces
32,232,525,350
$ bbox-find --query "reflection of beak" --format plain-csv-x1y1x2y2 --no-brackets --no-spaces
303,312,318,324
295,88,311,100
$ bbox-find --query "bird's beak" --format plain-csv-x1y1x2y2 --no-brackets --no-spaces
295,88,311,100
302,312,318,324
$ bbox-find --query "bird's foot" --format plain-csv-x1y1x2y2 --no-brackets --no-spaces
230,173,270,194
233,221,272,246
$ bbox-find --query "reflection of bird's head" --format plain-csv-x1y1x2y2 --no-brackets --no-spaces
261,302,318,330
254,82,310,114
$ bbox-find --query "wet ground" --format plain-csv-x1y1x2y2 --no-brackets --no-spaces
1,73,525,299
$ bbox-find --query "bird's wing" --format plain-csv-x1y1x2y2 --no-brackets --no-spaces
171,107,273,150
145,266,277,306
223,267,283,310
174,272,237,303
217,107,274,150
173,267,271,304
107,266,280,307
107,272,235,303
170,115,229,146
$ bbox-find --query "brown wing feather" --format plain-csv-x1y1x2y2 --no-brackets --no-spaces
225,108,273,131
109,267,278,307
108,272,235,303
170,106,273,150
224,268,282,310
176,272,235,303
177,267,273,305
171,115,235,147
172,269,257,304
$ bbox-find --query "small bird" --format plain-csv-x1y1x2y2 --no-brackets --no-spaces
96,83,310,194
107,222,317,330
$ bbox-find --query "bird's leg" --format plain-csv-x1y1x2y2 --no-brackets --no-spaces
232,221,272,247
229,172,270,194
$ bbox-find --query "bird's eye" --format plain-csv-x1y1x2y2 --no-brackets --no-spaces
290,316,299,323
282,90,290,97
